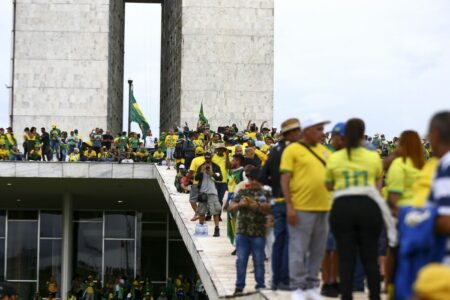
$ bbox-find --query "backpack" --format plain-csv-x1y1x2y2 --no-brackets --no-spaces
173,139,185,159
183,139,195,159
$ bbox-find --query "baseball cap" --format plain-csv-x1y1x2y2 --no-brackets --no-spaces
215,142,226,149
414,263,450,300
302,114,330,130
179,164,185,169
0,282,18,297
331,122,345,137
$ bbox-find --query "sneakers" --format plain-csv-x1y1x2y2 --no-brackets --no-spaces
305,288,322,300
233,288,243,296
190,214,199,221
291,289,306,300
213,226,220,237
321,283,339,298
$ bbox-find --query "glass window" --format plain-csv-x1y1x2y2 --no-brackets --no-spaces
141,223,166,281
104,240,134,283
40,211,62,238
0,210,5,237
8,210,38,220
10,282,36,300
169,241,196,280
73,222,102,279
105,212,135,239
0,238,4,280
142,211,167,223
39,239,61,295
73,211,103,222
7,221,38,280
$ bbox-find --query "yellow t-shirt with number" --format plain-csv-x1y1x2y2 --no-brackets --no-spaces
325,147,383,190
165,134,178,149
280,143,331,211
411,157,440,208
386,157,421,206
189,156,206,184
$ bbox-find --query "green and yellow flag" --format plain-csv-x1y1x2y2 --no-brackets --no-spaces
129,85,150,136
198,102,208,125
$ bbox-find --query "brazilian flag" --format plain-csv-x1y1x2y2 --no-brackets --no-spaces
129,85,150,136
198,102,208,125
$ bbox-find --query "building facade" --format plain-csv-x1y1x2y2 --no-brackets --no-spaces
11,0,274,139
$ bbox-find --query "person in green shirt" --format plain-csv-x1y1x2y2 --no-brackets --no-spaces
60,131,68,161
129,132,140,152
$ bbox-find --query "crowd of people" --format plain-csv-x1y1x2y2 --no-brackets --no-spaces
1,112,450,300
170,112,450,300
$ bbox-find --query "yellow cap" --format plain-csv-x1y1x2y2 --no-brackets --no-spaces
414,263,450,300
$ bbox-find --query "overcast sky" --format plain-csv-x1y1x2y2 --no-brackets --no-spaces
1,0,449,138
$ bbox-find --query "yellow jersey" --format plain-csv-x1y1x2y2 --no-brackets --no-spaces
212,154,227,184
386,157,421,206
326,147,383,190
189,156,206,184
153,151,165,160
411,157,440,207
280,143,331,211
165,134,178,149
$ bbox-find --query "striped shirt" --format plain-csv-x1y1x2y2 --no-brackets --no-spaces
428,151,450,264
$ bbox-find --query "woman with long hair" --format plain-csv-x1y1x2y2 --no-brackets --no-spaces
326,118,384,300
386,130,425,214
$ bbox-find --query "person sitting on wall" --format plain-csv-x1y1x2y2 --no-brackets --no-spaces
29,144,42,161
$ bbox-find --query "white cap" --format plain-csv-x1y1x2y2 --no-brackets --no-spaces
302,113,330,130
179,164,185,169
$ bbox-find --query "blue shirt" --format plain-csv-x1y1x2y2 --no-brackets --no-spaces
427,151,450,264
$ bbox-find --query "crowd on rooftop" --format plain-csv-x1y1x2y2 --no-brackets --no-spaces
1,112,450,300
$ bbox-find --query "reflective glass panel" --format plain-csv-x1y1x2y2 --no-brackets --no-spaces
39,239,61,295
105,212,135,239
40,211,62,238
0,210,5,237
7,221,38,280
8,210,38,220
169,241,196,279
0,239,4,280
141,223,166,281
11,282,36,300
73,211,103,221
73,222,102,279
104,240,134,283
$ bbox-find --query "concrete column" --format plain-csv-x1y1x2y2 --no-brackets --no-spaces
61,193,73,298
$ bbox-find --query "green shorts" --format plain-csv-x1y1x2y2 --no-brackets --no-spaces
197,194,221,216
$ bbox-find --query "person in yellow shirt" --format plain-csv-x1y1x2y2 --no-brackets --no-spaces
186,147,206,221
325,118,384,300
69,148,80,162
280,114,331,297
212,143,231,210
0,144,9,160
411,157,440,208
386,130,425,213
84,147,97,161
29,144,42,161
152,146,165,165
164,129,178,170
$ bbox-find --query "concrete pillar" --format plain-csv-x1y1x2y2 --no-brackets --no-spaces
61,193,73,298
160,0,274,131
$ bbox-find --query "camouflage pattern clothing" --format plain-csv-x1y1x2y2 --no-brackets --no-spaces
233,186,272,237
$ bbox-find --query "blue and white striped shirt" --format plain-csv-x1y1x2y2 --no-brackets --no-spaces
428,151,450,264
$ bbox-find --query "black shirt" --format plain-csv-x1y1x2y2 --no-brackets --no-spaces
259,140,286,198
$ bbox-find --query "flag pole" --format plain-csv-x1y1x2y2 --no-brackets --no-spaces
128,79,133,134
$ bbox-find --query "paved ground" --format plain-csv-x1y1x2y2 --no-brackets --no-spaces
157,166,384,299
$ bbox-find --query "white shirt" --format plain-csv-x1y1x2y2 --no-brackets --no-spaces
145,136,155,149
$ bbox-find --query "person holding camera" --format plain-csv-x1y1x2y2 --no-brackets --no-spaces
194,151,223,237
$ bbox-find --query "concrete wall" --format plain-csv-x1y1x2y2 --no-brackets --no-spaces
12,0,124,143
160,0,182,131
160,0,274,132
